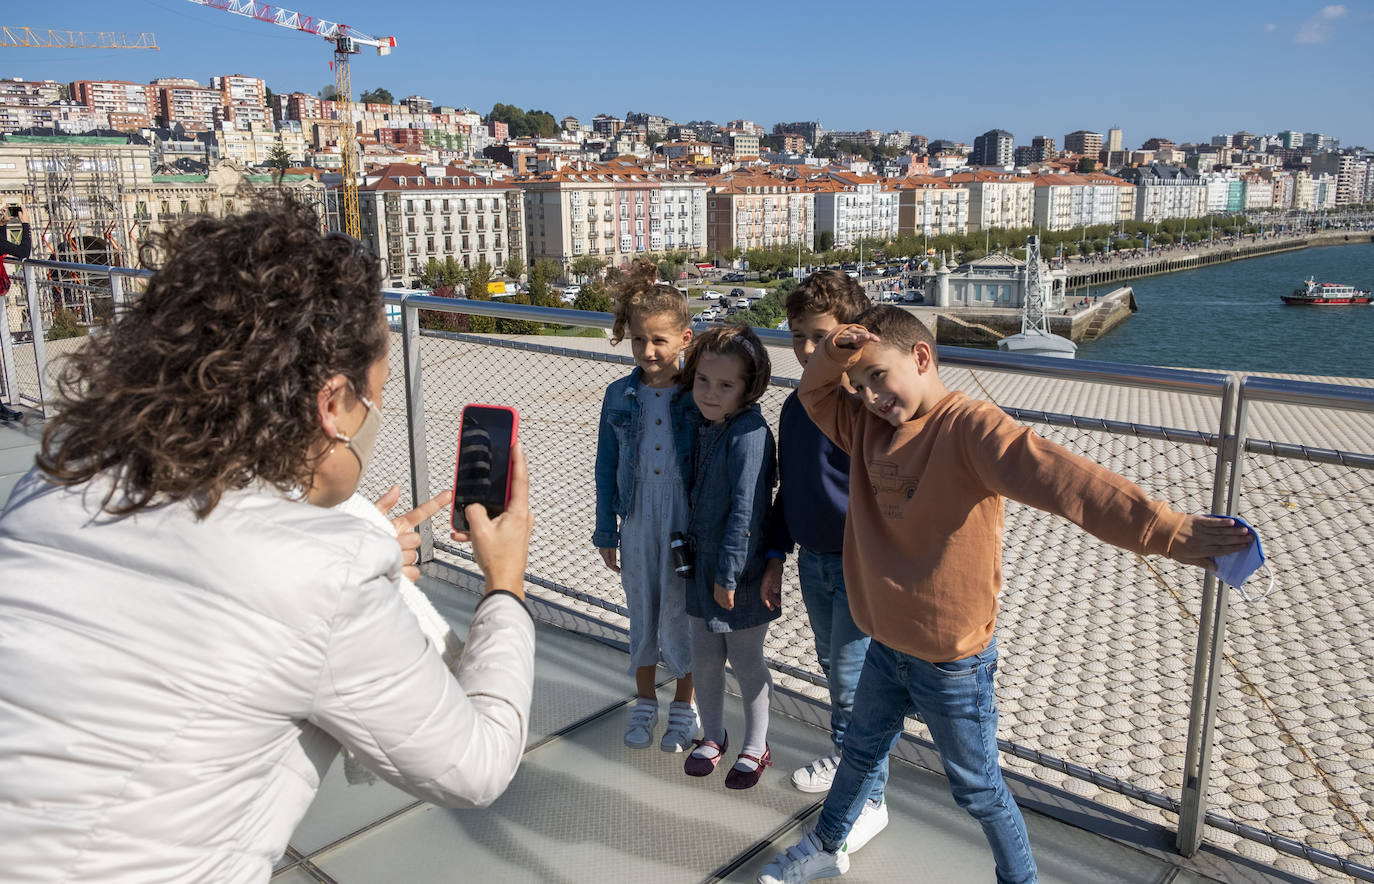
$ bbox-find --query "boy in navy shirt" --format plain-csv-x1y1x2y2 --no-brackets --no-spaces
763,271,886,851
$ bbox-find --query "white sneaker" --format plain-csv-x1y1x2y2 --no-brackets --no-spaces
791,752,842,793
842,800,888,854
758,831,848,884
660,701,700,752
623,701,658,749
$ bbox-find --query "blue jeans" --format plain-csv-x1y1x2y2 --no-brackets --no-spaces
796,548,871,754
813,637,1037,884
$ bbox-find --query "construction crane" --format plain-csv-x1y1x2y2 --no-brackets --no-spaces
0,27,159,49
184,1,394,238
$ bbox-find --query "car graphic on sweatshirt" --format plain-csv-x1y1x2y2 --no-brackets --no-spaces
870,460,919,499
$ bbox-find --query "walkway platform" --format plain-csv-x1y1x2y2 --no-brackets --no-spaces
0,418,1331,883
273,560,1301,884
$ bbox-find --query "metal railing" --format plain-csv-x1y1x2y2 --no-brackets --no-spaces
6,262,1374,881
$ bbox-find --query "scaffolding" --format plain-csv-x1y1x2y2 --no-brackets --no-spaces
22,142,133,328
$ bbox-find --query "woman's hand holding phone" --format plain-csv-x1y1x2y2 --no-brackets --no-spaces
451,441,533,599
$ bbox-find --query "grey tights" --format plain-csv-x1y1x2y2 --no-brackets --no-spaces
690,618,773,761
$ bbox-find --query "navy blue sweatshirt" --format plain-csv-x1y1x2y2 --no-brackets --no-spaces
764,390,850,555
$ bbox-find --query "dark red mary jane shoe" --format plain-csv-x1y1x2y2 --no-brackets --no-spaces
724,744,772,790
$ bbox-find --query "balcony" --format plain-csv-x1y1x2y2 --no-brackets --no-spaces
5,266,1373,884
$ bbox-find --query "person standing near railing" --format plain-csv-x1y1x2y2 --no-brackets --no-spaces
1,205,32,422
760,305,1255,884
0,198,537,883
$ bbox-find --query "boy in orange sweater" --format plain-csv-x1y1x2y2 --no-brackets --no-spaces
759,306,1252,884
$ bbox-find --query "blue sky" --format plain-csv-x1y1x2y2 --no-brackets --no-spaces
11,0,1374,148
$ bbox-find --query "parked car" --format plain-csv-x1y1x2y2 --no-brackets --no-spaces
902,290,922,303
730,287,746,298
702,290,723,301
734,298,750,309
845,270,860,279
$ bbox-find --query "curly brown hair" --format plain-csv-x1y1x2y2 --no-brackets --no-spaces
36,195,387,518
607,258,690,344
786,269,871,324
677,323,772,408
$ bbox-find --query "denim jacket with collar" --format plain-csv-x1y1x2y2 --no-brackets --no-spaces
686,405,779,632
592,367,701,549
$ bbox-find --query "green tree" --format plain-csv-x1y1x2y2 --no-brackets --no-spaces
646,131,664,149
359,87,394,105
569,255,605,282
487,103,559,139
265,142,292,186
573,284,613,315
1077,157,1097,173
816,230,835,252
46,308,87,341
503,254,525,280
264,85,275,115
527,259,562,308
318,84,338,100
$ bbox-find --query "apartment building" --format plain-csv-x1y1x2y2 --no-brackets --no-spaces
1029,173,1128,231
705,171,815,254
1201,173,1244,214
970,129,1013,167
1241,174,1274,211
1310,153,1367,206
894,177,969,236
211,75,269,128
70,79,157,129
0,101,109,134
1063,130,1103,158
1116,163,1206,221
213,122,307,165
809,172,898,247
729,132,760,159
948,170,1034,232
354,163,525,287
516,161,708,273
153,78,221,131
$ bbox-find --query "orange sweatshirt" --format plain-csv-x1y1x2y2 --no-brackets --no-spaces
799,332,1186,663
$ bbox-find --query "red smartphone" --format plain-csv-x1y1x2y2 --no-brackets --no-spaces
451,404,519,532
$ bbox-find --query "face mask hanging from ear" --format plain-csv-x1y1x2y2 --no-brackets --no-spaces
334,394,382,478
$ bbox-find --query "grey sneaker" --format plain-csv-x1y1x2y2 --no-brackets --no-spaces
660,701,700,752
791,752,842,793
623,701,658,749
757,831,848,883
842,800,888,854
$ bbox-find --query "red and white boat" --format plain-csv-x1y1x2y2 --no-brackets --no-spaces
1282,278,1372,305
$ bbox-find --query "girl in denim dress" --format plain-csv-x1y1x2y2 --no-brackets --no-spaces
593,261,702,753
677,324,779,790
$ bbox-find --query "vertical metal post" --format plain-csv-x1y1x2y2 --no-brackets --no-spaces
399,295,433,561
21,263,51,417
108,272,127,317
0,268,17,407
1177,376,1244,854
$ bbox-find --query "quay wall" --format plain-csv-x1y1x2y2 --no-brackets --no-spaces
1064,230,1374,290
918,287,1135,347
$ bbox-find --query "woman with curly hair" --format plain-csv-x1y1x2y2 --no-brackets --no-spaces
0,198,536,882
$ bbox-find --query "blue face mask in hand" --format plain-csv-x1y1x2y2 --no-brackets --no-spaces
1207,514,1274,602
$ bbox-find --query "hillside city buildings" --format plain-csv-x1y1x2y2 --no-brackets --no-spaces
1,72,1370,281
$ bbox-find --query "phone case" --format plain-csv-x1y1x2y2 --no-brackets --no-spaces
451,404,519,532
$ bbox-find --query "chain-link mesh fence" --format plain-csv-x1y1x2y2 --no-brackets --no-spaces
1198,394,1374,881
385,298,1374,882
13,266,1372,881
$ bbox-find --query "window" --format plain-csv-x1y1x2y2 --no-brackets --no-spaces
462,235,470,250
478,235,485,250
458,198,467,212
407,218,415,233
444,235,452,251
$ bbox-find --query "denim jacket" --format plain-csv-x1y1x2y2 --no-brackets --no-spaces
686,405,779,632
592,367,701,549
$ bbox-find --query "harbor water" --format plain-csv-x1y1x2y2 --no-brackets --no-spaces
1074,242,1374,379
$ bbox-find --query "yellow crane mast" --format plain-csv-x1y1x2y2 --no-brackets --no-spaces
183,1,394,239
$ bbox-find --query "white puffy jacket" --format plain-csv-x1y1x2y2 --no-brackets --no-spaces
0,470,535,883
